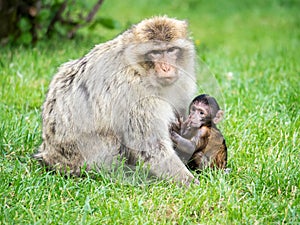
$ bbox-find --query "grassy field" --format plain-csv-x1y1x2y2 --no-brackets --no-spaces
1,0,299,224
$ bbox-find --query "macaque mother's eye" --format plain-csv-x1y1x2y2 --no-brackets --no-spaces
167,47,180,54
148,50,162,59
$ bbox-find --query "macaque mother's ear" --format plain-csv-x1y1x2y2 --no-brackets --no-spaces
213,110,224,124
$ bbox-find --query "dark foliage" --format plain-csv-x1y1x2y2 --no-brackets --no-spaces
0,0,119,45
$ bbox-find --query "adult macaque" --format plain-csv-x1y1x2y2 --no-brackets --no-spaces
34,16,198,186
171,94,227,170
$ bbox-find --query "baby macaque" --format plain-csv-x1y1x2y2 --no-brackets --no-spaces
171,94,227,171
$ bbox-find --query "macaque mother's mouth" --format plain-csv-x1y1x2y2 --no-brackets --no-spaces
159,76,178,84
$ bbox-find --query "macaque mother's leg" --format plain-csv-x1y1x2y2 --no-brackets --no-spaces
124,99,198,186
148,150,198,186
125,135,198,186
78,133,122,170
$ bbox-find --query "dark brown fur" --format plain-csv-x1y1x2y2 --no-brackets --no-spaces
187,125,227,170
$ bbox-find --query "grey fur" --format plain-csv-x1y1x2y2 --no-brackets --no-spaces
35,16,197,185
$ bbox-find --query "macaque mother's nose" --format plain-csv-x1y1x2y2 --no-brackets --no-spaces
160,62,171,72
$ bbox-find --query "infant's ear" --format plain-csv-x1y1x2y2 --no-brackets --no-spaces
213,110,224,124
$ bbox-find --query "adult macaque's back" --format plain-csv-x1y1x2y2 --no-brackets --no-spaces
35,16,198,185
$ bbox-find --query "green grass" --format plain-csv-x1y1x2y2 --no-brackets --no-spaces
1,0,299,224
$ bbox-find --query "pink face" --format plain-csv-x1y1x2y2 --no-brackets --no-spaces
188,101,210,128
146,47,181,86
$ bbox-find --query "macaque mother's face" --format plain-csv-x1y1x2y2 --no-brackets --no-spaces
145,44,182,86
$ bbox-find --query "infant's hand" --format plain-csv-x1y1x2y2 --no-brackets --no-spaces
170,131,181,144
170,117,182,133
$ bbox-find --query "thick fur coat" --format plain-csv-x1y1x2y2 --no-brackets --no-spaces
35,16,197,185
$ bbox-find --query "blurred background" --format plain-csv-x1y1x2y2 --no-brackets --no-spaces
0,1,299,223
1,0,299,51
